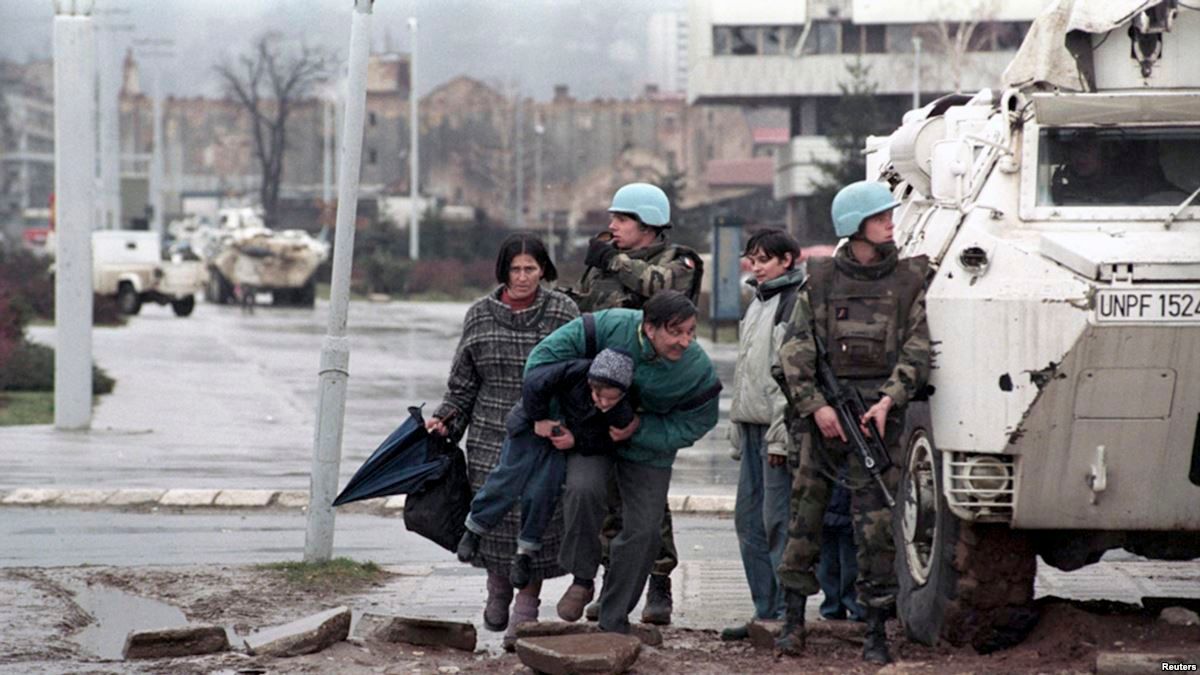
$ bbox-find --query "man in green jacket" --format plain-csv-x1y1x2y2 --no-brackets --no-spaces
526,290,721,635
569,182,704,625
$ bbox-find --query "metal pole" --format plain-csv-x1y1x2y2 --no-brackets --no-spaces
912,36,922,110
514,97,523,227
408,16,419,260
322,98,333,207
98,28,120,229
53,9,95,430
304,0,374,563
150,67,164,237
534,122,546,257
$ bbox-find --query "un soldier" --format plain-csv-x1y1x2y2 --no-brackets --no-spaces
772,181,930,665
565,182,702,626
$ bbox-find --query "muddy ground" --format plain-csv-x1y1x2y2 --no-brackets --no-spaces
2,565,1198,674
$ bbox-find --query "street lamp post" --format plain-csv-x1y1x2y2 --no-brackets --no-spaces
912,36,922,110
133,38,175,237
408,16,419,260
96,11,134,230
304,0,374,564
52,0,96,430
534,121,546,258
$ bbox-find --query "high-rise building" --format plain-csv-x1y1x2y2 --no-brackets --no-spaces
647,11,689,95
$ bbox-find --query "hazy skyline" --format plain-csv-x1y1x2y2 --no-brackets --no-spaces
1,0,688,100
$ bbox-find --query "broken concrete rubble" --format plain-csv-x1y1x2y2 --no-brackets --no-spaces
122,625,230,659
244,606,350,657
515,620,661,647
353,613,476,652
515,632,641,675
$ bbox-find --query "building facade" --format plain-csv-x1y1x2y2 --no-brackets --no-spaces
687,0,1044,243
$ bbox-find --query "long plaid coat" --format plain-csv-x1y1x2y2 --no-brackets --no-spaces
434,285,579,579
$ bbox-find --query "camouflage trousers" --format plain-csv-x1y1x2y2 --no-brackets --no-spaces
777,414,902,609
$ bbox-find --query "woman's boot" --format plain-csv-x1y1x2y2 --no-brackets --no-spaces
774,590,807,656
503,583,542,651
484,571,514,632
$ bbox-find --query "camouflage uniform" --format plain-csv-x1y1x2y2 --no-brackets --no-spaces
569,233,701,579
572,237,701,313
773,243,930,610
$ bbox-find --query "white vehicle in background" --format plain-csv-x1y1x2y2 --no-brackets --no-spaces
189,208,329,308
92,230,206,317
867,0,1200,652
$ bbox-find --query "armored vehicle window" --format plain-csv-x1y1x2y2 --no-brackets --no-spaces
1038,128,1200,207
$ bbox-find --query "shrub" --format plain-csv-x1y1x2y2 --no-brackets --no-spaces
0,340,115,395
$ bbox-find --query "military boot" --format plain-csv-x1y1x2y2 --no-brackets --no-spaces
862,607,893,665
774,590,807,656
640,575,673,625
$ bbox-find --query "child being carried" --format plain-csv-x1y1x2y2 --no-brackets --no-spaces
456,347,636,589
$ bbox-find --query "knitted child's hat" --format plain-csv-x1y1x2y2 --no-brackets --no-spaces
587,348,635,391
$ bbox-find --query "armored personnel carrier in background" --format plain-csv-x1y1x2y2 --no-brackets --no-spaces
866,0,1200,652
194,208,329,308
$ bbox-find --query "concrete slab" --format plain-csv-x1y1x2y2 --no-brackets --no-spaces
515,620,662,647
105,489,166,506
244,606,351,657
214,489,273,507
159,489,219,507
123,625,230,659
2,489,62,505
55,489,115,505
516,632,641,675
355,613,476,651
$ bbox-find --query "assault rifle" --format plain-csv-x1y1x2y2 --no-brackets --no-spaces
814,334,896,508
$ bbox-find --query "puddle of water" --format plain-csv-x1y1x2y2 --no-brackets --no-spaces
68,583,189,660
67,583,244,660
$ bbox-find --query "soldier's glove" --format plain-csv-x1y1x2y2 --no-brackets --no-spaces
584,236,619,270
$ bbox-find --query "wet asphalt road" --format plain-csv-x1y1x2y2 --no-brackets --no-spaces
10,297,740,492
0,509,738,568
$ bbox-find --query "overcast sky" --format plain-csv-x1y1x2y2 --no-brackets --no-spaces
0,0,687,100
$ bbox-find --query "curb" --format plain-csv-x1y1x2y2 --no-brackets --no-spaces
0,488,736,515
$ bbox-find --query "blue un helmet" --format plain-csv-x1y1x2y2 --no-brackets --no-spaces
830,181,900,238
608,183,671,228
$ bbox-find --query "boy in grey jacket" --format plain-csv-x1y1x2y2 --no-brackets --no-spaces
722,228,806,641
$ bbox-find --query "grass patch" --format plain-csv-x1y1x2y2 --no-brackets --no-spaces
256,557,386,589
0,391,54,426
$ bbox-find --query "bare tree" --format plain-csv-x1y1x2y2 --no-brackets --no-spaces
216,33,332,227
916,0,1002,93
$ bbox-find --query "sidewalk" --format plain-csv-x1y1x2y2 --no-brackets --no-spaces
1,300,739,510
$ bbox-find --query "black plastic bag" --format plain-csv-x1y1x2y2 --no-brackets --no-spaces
403,435,473,552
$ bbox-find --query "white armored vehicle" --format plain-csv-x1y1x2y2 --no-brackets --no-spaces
197,208,329,307
871,0,1200,651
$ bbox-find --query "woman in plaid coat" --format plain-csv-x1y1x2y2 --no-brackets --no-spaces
426,233,579,645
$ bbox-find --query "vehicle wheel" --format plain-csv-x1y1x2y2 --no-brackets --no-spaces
171,295,195,317
296,279,316,308
895,422,1038,653
272,288,292,306
116,283,142,315
207,269,230,304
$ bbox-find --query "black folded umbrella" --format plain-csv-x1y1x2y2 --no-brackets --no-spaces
332,406,450,507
